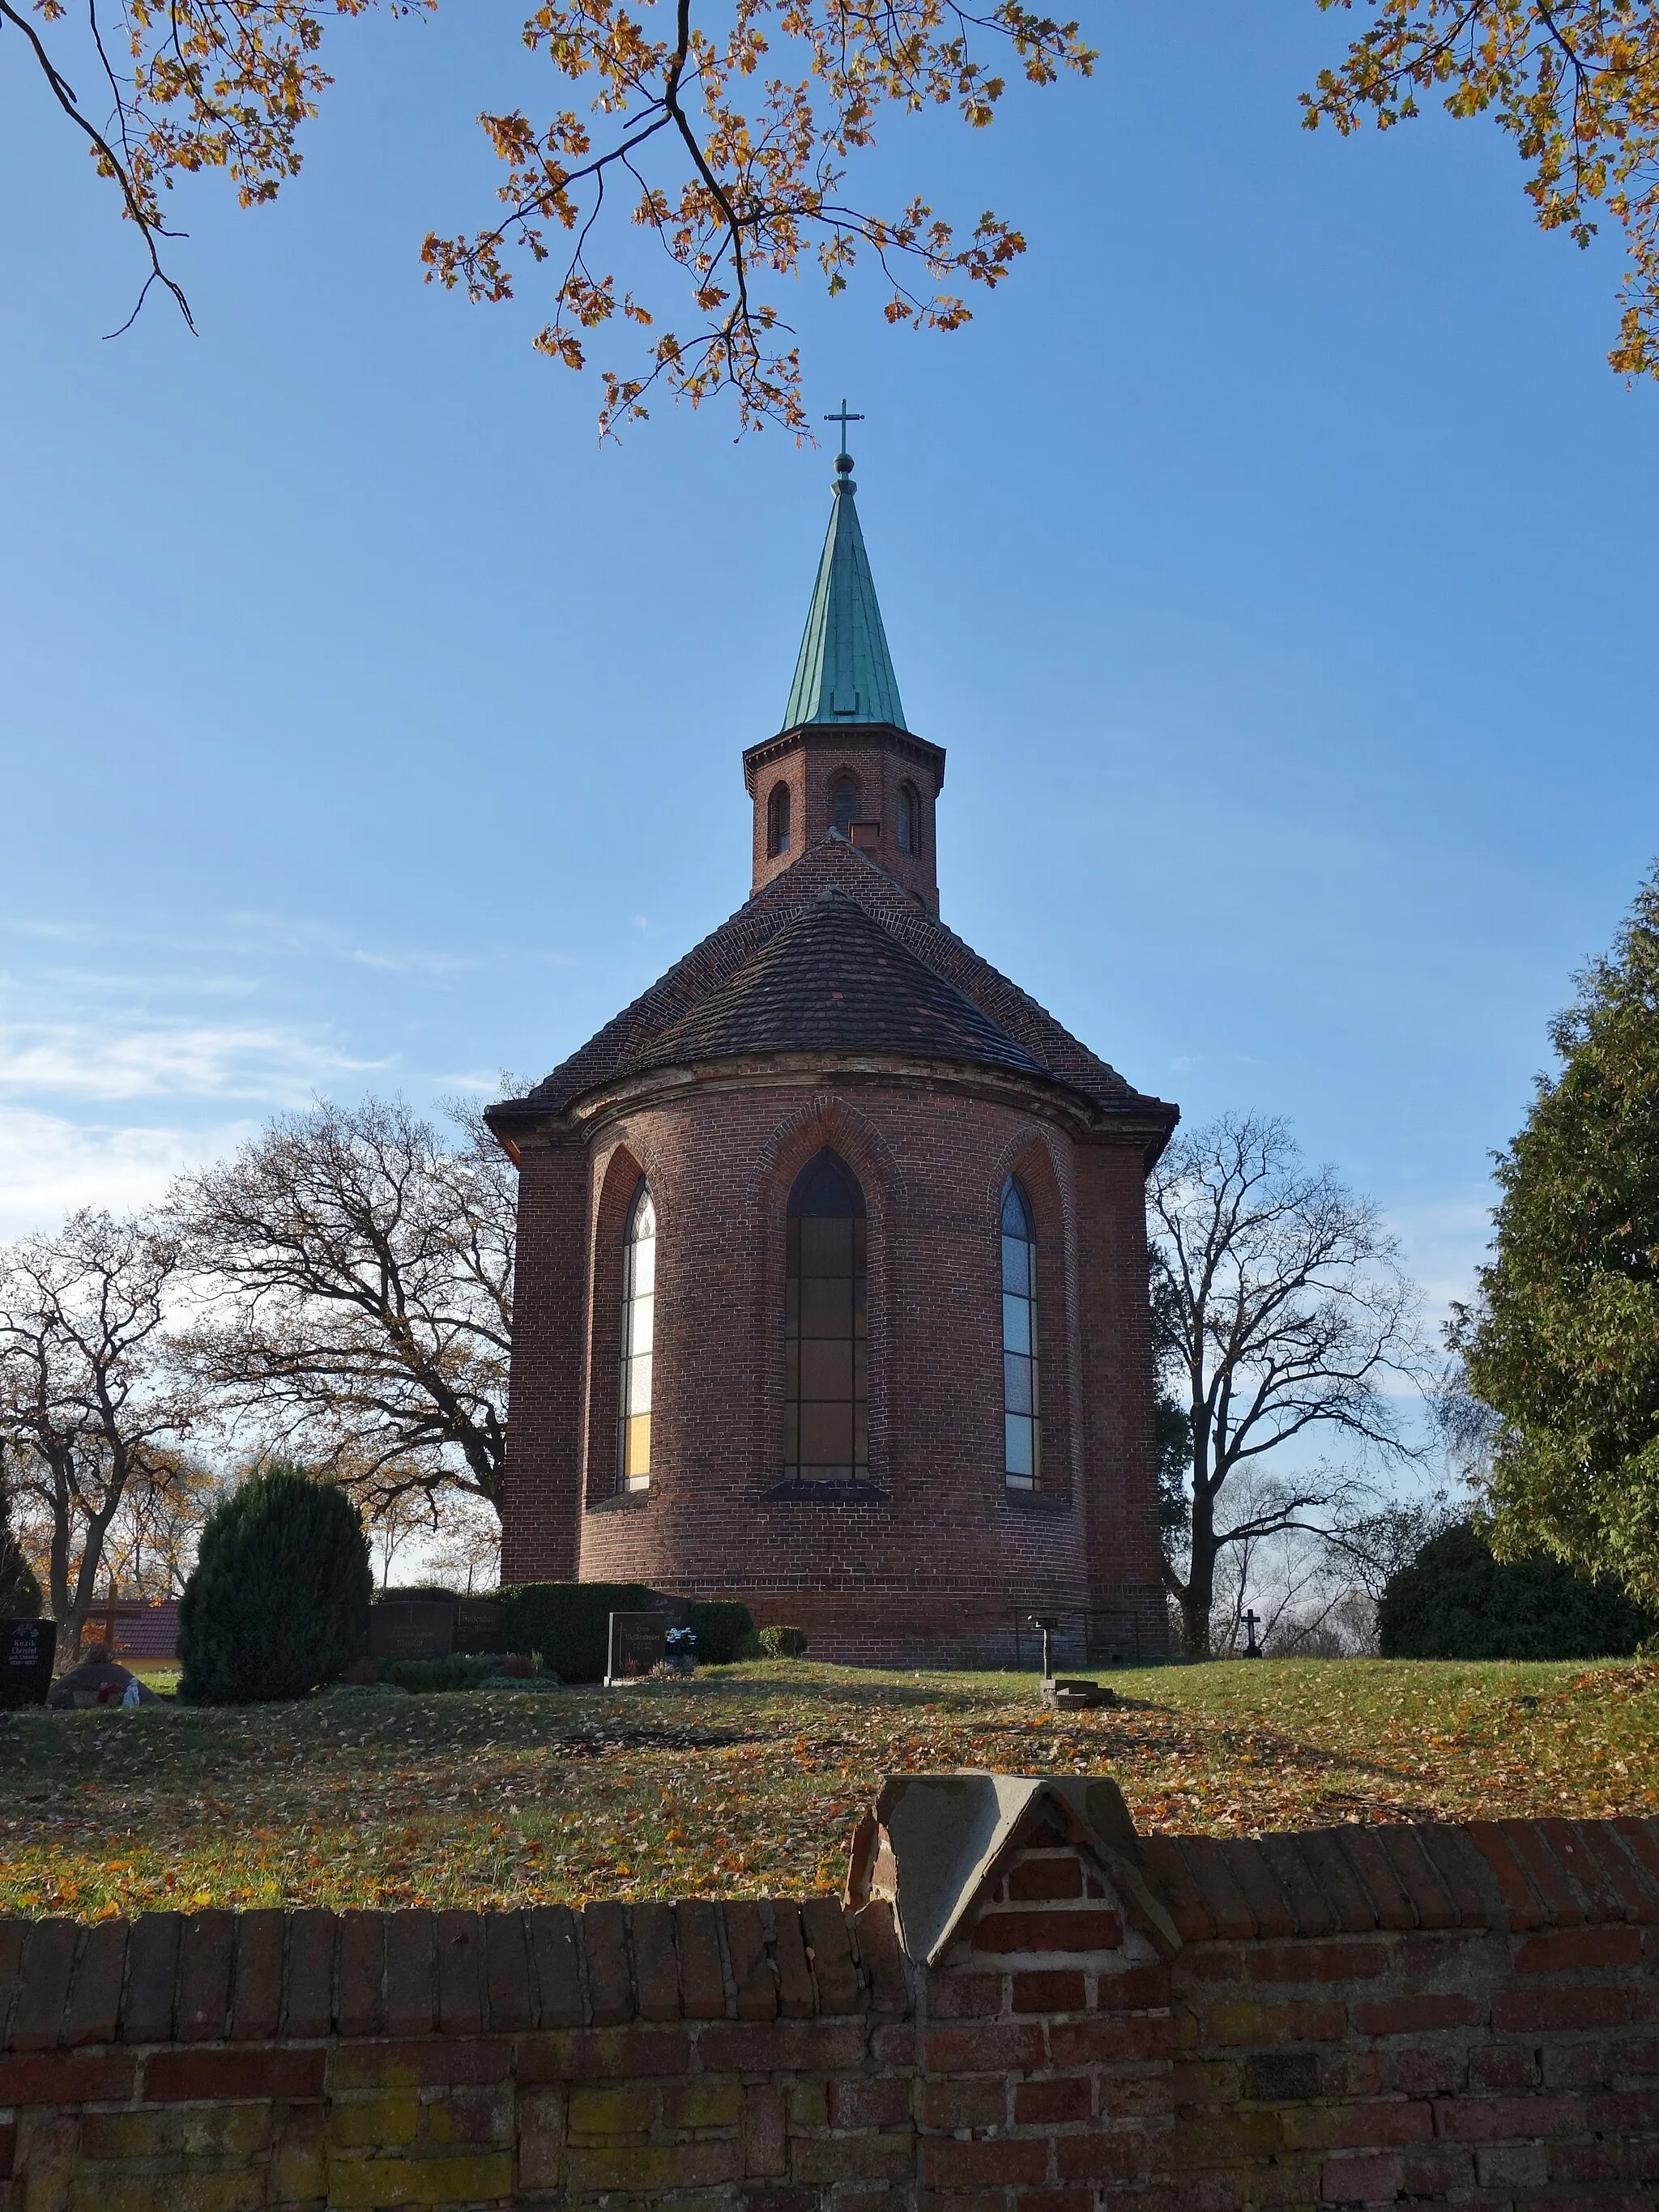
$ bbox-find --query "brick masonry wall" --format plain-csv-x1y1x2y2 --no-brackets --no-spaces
507,1071,1166,1668
5,1813,1659,2208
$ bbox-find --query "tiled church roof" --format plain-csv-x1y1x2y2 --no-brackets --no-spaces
491,836,1174,1134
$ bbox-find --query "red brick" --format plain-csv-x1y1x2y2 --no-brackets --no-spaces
725,1900,778,2021
143,2047,325,2102
121,1912,181,2042
1216,1841,1296,1938
697,2018,866,2073
1331,1829,1417,1933
1320,2151,1398,2204
770,1901,817,2018
1013,1971,1085,2013
1049,2014,1175,2065
922,2022,1047,2073
851,1900,910,2016
1576,1822,1659,1921
11,1920,77,2051
802,1895,861,2014
1372,1828,1459,1930
527,1904,582,2028
975,1908,1123,1955
1431,2092,1586,2142
177,1910,235,2041
482,1910,534,2034
1094,1963,1171,2011
64,1920,127,2048
1009,1859,1085,1902
1500,1822,1587,1926
1166,1836,1255,1941
0,2052,134,2103
1015,2077,1091,2123
674,1899,725,2019
1417,1826,1506,1929
829,2076,911,2129
1245,1941,1388,1984
928,1970,1003,2018
336,1911,387,2038
1055,2132,1141,2181
922,2077,1008,2131
1517,1922,1643,1973
1542,1818,1623,1920
284,1910,335,2040
926,2137,1049,2185
436,1909,485,2035
229,1911,284,2042
744,2082,787,2178
1139,1837,1216,1943
630,1901,680,2022
1468,2045,1537,2091
0,2118,13,2180
1256,1836,1337,1938
330,2037,512,2089
1492,1982,1631,2031
583,1900,633,2027
1353,1993,1483,2036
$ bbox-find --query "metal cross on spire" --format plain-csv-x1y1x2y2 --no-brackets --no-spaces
825,399,863,458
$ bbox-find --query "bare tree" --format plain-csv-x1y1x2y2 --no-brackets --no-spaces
1150,1113,1426,1656
0,1210,195,1656
170,1097,514,1519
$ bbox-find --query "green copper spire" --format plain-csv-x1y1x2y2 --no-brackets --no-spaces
781,404,908,733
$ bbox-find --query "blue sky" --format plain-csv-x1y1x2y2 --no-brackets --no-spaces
2,0,1655,1336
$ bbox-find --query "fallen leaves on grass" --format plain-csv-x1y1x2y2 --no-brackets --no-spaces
1,1658,1655,1920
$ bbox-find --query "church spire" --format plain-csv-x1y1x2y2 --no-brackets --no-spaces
781,405,908,734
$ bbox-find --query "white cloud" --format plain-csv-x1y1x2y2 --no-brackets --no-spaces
0,1108,258,1240
350,948,476,976
0,1023,386,1103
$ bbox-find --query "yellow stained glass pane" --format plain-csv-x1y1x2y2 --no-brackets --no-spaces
625,1411,651,1478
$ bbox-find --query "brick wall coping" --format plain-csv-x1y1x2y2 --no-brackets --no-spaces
5,1810,1659,2058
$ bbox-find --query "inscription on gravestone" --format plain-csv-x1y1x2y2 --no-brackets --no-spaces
606,1609,669,1686
0,1618,58,1709
455,1600,508,1654
368,1601,455,1662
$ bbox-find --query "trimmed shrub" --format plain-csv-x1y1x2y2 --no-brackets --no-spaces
1378,1521,1655,1660
375,1652,543,1694
373,1584,461,1603
759,1624,808,1659
0,1473,41,1619
686,1600,757,1666
501,1582,661,1684
179,1462,372,1703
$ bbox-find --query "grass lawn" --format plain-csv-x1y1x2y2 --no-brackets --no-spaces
1,1656,1656,1921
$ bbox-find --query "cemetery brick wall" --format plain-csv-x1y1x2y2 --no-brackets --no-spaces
5,1813,1659,2208
506,1073,1168,1669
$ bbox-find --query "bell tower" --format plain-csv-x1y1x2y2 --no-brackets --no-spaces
743,407,946,916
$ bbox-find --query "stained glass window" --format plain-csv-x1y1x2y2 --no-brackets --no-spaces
784,1149,868,1481
767,782,791,857
620,1180,655,1490
1001,1177,1041,1488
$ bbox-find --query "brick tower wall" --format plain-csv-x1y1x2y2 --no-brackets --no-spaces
503,1073,1166,1668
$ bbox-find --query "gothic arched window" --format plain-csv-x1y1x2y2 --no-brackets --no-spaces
785,1149,868,1481
1001,1177,1041,1488
620,1180,656,1490
830,774,859,837
897,783,919,856
767,782,791,858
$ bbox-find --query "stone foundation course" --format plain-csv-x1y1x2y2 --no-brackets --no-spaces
2,1788,1659,2207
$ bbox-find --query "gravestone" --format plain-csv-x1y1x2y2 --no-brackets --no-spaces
368,1601,454,1661
606,1609,669,1686
454,1600,509,1655
0,1618,58,1709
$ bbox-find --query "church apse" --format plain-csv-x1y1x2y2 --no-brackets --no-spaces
488,414,1179,1667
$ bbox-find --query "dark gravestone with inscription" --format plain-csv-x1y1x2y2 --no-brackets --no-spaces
368,1601,454,1662
0,1617,58,1709
454,1600,509,1655
606,1609,669,1686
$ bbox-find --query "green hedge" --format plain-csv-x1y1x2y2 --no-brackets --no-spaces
759,1624,808,1659
500,1583,660,1683
686,1600,756,1666
1378,1523,1655,1660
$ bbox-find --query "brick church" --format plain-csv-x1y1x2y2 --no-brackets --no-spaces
487,429,1179,1666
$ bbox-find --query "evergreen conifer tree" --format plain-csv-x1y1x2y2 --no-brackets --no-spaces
0,1457,43,1618
179,1460,371,1702
1461,864,1659,1603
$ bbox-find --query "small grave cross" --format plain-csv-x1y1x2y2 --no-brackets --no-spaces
1243,1609,1261,1659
